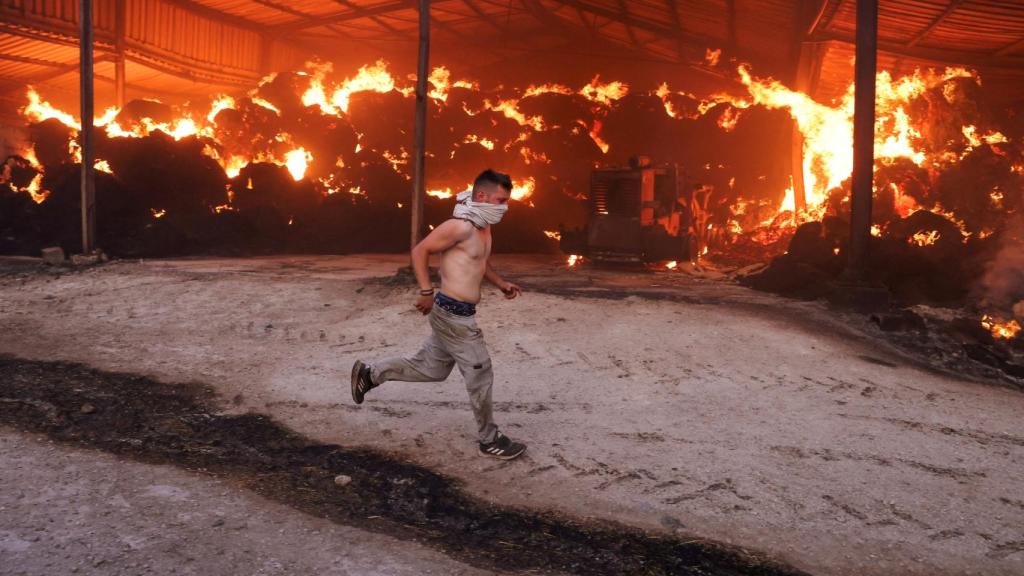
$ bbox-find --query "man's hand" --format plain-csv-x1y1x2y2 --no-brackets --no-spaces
415,293,434,315
500,282,522,299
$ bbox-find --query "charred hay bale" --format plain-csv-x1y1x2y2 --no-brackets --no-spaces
99,132,228,220
934,144,1022,229
27,119,75,167
3,155,40,189
231,163,320,221
821,215,850,248
787,221,841,273
288,113,359,182
739,254,836,299
872,159,932,222
516,93,593,126
346,91,413,153
301,194,409,253
0,186,43,255
115,99,175,128
132,217,190,257
869,234,970,304
337,152,412,205
228,99,288,151
33,163,153,256
208,206,289,254
886,209,967,256
251,72,309,118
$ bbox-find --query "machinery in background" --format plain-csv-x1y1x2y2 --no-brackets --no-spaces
559,156,693,263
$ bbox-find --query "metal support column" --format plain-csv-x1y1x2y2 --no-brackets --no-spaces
114,0,126,107
410,0,430,249
80,0,96,253
847,0,877,277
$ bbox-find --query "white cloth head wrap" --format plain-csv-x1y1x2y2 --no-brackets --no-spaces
453,189,508,228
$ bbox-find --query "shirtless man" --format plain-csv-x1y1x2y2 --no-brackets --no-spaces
351,169,527,460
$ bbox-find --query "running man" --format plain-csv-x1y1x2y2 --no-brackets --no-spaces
351,169,527,460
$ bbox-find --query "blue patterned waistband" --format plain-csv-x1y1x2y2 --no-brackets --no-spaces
434,292,476,316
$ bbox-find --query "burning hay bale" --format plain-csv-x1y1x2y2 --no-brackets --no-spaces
1,56,1020,301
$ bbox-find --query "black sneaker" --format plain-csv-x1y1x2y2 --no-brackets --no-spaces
478,432,526,460
350,360,376,404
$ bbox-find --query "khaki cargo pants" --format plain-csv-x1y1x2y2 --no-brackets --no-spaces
370,305,498,444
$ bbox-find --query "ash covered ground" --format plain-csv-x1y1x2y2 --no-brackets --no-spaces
1,254,1023,576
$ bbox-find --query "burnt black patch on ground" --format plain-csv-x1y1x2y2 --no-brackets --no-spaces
0,354,806,576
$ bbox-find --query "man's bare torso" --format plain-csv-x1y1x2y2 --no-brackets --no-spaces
439,219,491,303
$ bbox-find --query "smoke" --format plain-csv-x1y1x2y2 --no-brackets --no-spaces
975,210,1024,317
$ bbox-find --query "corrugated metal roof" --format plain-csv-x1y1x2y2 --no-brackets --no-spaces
0,0,1021,107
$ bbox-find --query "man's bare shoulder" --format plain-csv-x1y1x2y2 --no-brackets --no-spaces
437,218,475,240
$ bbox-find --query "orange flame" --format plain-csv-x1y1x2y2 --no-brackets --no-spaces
511,177,535,202
579,76,628,106
22,88,79,129
427,187,453,199
981,315,1021,340
332,60,396,113
284,148,312,181
909,230,940,246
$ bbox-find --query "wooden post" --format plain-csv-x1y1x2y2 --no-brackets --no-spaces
114,0,126,108
410,0,430,250
80,0,96,254
847,0,877,278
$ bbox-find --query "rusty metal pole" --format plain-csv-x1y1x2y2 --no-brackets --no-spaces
79,0,96,254
114,0,126,108
410,0,430,250
847,0,877,278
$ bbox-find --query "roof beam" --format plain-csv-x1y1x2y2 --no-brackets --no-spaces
461,0,505,33
726,0,737,52
273,1,417,33
995,36,1024,57
552,0,684,39
616,0,639,48
0,53,74,68
664,0,687,60
813,0,843,37
333,0,414,37
169,0,269,33
816,30,1024,71
906,0,966,48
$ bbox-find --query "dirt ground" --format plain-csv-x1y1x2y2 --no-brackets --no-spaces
0,429,500,576
1,254,1022,576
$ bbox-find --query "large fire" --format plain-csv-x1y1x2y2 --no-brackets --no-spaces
4,55,1019,272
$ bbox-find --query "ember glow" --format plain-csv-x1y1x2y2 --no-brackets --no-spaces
284,148,312,181
981,315,1022,340
909,230,940,246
